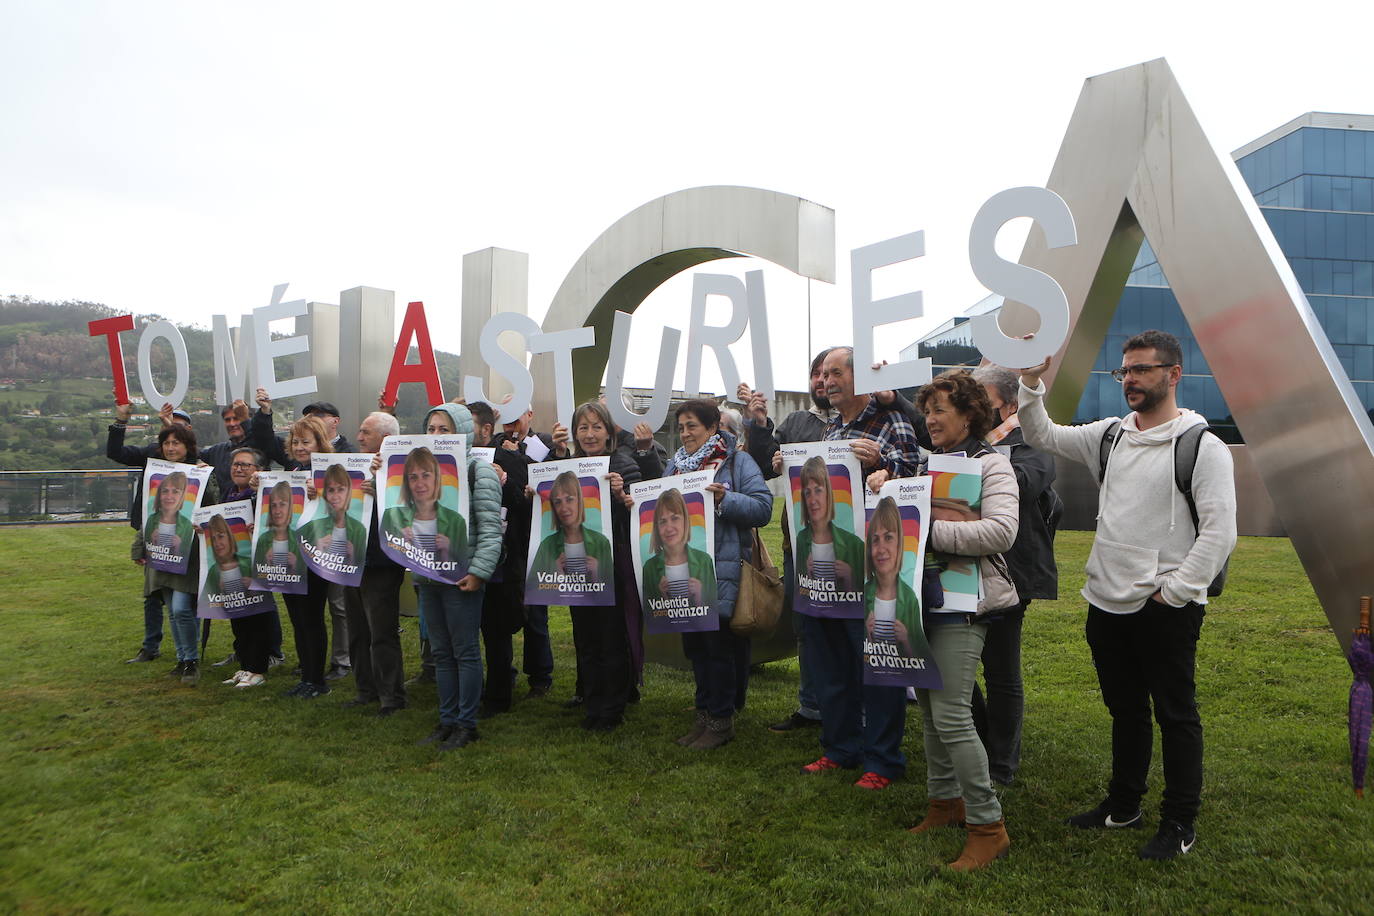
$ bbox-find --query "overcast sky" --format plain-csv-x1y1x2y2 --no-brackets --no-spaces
3,1,1371,394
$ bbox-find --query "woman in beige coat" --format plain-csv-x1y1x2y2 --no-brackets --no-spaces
907,370,1020,871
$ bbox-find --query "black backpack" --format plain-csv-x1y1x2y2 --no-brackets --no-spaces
1098,422,1230,597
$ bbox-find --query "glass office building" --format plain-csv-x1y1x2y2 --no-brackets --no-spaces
903,112,1374,442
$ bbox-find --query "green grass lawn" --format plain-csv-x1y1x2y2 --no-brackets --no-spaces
2,524,1371,913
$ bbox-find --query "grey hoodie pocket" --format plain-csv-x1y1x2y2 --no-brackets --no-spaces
1085,537,1159,606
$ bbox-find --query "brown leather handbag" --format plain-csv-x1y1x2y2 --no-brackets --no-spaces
731,529,784,636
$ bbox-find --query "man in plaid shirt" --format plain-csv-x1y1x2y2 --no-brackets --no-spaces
798,345,923,790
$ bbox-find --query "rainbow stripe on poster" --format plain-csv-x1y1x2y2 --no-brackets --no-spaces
789,464,854,514
224,515,253,546
927,469,981,508
636,490,707,541
900,503,922,558
384,453,461,501
148,473,202,507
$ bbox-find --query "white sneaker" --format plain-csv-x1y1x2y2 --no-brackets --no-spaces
222,670,250,686
236,673,266,689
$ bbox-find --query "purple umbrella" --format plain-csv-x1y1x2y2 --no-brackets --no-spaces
1348,596,1372,798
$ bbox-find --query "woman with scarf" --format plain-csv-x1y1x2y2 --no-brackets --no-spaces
662,399,772,750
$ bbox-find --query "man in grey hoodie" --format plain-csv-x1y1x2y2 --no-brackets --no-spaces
1018,329,1236,862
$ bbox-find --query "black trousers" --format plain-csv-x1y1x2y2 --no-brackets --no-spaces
283,571,330,688
682,624,750,719
480,578,523,711
229,609,276,674
1086,599,1205,825
346,565,407,708
972,601,1028,784
571,605,632,722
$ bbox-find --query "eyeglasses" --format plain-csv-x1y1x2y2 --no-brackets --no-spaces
230,462,258,470
1110,363,1176,382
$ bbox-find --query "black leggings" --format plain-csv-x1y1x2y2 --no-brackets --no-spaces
283,572,329,687
229,608,277,674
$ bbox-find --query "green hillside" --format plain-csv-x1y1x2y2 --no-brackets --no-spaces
0,297,463,470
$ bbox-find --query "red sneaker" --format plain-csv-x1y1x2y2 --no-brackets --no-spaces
800,755,844,774
854,771,893,790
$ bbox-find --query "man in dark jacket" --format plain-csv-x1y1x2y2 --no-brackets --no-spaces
468,400,534,717
344,410,408,715
738,348,836,733
200,401,253,493
971,365,1060,786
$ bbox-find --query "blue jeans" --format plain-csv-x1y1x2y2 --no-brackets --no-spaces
799,613,906,777
163,589,198,662
141,591,165,654
785,550,820,720
419,583,485,729
522,605,554,689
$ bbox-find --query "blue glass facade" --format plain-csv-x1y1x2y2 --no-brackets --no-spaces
914,117,1374,443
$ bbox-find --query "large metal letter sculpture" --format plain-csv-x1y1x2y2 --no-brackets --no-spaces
997,58,1374,648
530,185,836,423
528,186,835,668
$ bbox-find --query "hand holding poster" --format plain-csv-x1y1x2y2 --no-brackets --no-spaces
376,435,469,583
630,470,717,634
195,499,277,619
141,458,213,575
782,441,866,619
300,453,374,586
251,471,309,593
863,477,941,688
525,456,614,605
925,453,985,613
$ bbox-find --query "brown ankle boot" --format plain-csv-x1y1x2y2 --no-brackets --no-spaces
908,797,966,833
948,820,1010,871
675,710,709,746
688,715,735,750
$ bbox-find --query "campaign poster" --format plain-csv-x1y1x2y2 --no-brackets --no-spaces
195,500,277,619
299,452,374,586
525,456,614,606
926,453,985,614
862,478,941,689
251,471,309,594
376,435,469,584
782,441,866,618
630,471,717,634
141,458,212,575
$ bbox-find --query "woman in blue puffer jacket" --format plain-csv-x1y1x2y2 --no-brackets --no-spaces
664,399,773,750
411,403,504,752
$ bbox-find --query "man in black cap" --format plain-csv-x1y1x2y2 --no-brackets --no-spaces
302,401,353,454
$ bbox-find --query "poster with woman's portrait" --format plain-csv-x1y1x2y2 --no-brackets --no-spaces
300,452,374,587
862,478,941,689
141,458,213,575
251,471,309,594
629,470,718,634
782,441,866,618
925,453,985,614
195,499,276,619
376,435,469,584
525,456,614,606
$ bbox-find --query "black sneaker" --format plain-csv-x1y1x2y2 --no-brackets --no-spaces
297,683,330,699
561,695,585,709
1066,799,1143,829
167,661,187,678
526,684,551,699
416,724,453,746
769,711,822,733
1139,820,1196,860
439,726,480,750
179,661,200,686
126,648,160,663
282,681,310,698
